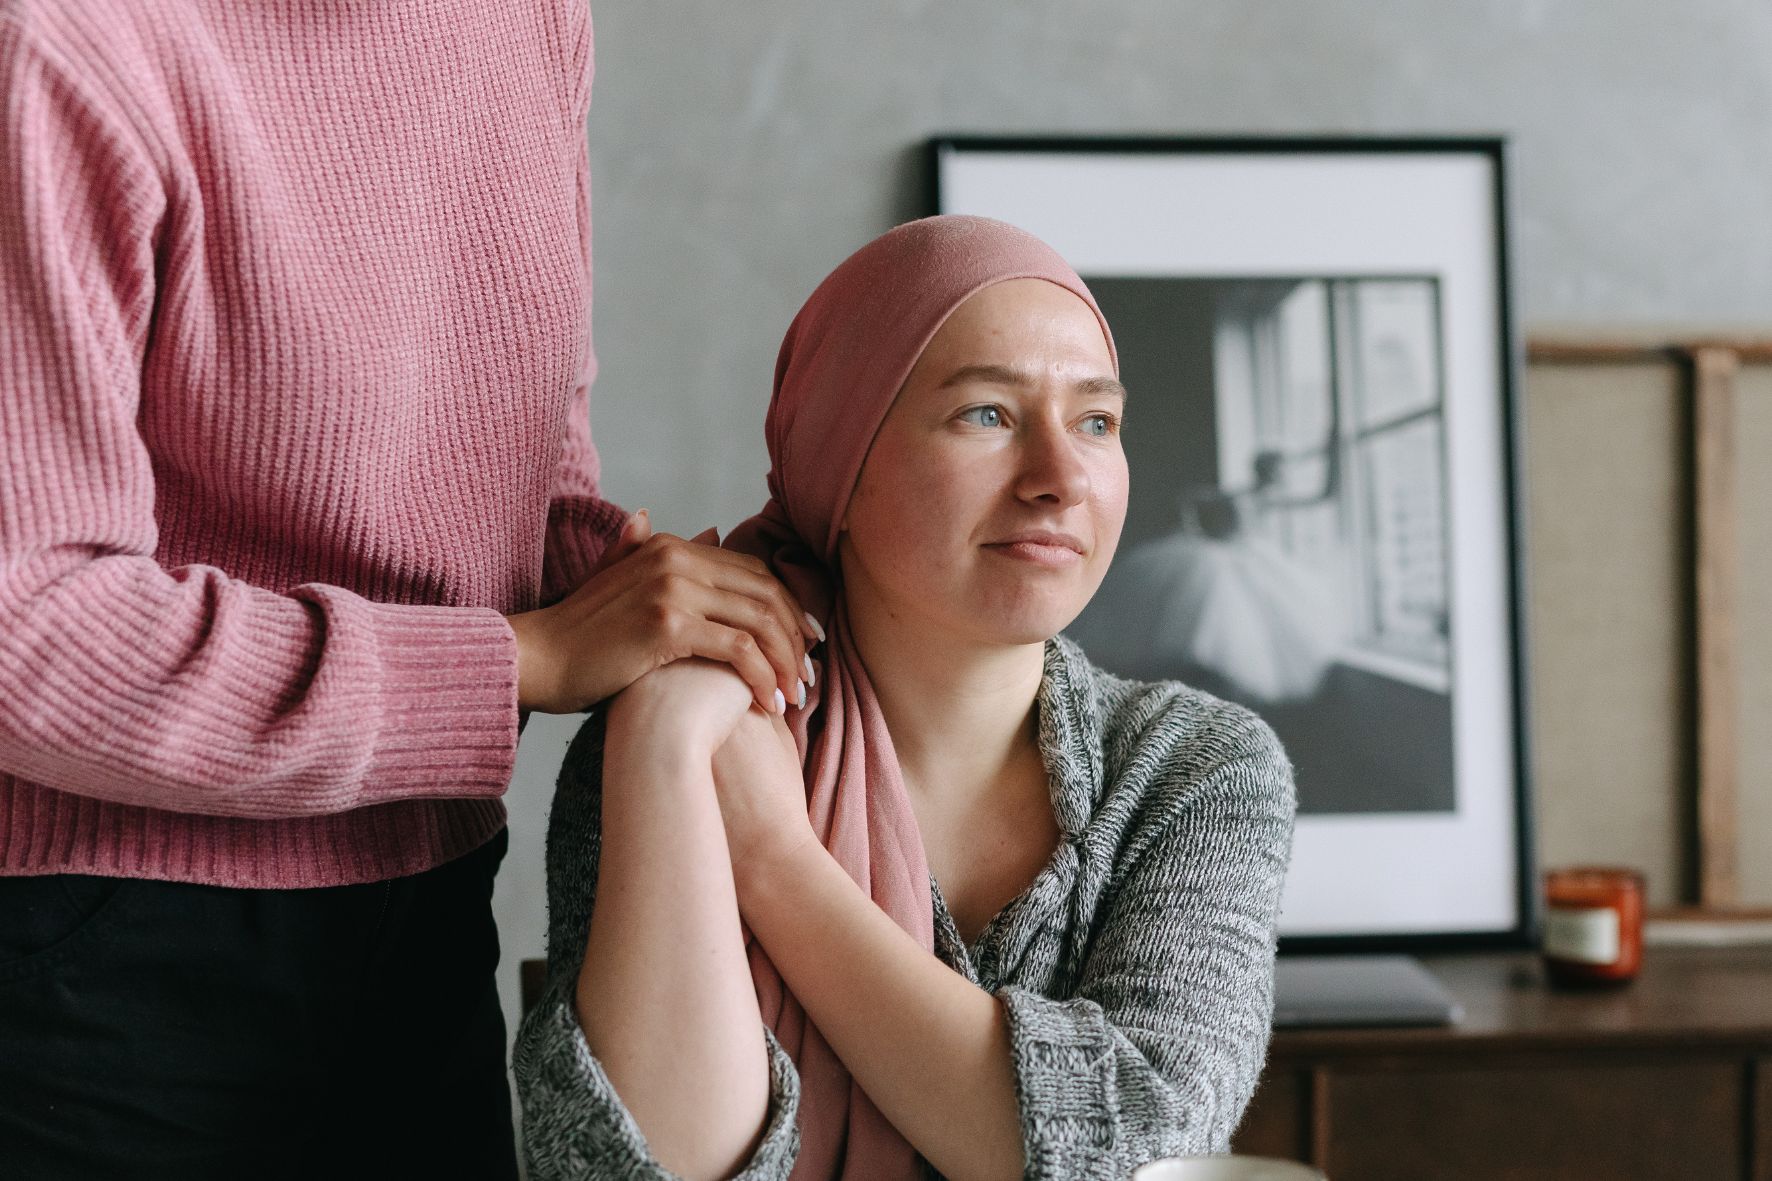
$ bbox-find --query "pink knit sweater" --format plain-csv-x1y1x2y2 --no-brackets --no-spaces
0,0,625,887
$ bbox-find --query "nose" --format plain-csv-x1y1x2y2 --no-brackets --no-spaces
1013,412,1090,509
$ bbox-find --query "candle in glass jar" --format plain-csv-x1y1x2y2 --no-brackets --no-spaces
1541,867,1644,986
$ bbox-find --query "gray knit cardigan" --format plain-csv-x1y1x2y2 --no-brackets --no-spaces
514,634,1297,1179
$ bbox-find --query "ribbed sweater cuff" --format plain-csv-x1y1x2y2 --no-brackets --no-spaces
355,603,520,804
542,497,629,607
998,984,1118,1171
514,981,802,1178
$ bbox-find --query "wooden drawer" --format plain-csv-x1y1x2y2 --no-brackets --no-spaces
1238,1057,1746,1180
1323,1058,1741,1180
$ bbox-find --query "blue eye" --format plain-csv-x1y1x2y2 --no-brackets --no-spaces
1081,414,1115,437
960,405,1004,428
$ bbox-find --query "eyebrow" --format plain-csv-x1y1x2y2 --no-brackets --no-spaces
937,363,1128,403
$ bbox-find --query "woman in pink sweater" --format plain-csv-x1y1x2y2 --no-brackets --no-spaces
0,1,812,1175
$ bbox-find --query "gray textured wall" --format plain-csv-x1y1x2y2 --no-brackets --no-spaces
584,0,1772,535
494,0,1772,1076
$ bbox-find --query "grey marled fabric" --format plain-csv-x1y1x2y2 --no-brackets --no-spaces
514,634,1296,1179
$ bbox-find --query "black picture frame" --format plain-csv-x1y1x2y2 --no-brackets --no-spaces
929,135,1535,951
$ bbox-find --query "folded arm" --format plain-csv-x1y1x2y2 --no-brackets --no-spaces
736,827,1025,1181
727,708,1296,1180
575,679,774,1177
514,669,802,1181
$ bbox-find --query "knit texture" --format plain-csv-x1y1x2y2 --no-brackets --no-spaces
0,0,626,887
515,635,1297,1179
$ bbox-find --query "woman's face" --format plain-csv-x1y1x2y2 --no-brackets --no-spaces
838,278,1128,648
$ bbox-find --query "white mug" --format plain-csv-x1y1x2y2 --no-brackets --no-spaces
1132,1156,1327,1181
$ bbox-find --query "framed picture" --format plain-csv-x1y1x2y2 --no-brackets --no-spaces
930,136,1533,949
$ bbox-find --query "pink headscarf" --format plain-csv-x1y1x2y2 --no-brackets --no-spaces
722,215,1117,1178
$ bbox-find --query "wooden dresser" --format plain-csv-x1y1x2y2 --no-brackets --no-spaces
1232,946,1772,1179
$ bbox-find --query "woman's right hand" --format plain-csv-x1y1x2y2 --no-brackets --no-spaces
505,509,820,716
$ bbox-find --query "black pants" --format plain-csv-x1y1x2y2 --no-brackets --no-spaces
0,830,518,1180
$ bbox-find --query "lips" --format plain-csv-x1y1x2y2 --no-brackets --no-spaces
986,529,1085,553
982,529,1087,569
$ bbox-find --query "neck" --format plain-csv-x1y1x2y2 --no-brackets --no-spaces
841,591,1047,807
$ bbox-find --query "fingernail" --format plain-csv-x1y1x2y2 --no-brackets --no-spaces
803,652,816,686
796,680,807,709
803,611,826,643
772,687,787,715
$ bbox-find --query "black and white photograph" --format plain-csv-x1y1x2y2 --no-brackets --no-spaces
1069,273,1453,817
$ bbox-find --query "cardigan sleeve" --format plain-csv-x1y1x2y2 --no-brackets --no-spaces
516,981,802,1181
513,710,803,1179
0,22,519,819
994,711,1296,1178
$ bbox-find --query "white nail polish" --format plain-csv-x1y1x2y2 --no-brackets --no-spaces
796,680,807,709
803,611,826,644
803,652,816,686
772,687,787,715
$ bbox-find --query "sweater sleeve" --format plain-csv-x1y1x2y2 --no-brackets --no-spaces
513,710,802,1179
517,981,802,1181
0,23,519,819
996,712,1296,1178
539,4,626,609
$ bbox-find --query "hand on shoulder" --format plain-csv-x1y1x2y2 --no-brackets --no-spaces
507,510,818,716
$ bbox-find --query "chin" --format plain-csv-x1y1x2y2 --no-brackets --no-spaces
956,586,1091,649
969,621,1059,648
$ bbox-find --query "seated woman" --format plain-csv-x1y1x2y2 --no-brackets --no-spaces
513,215,1297,1181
